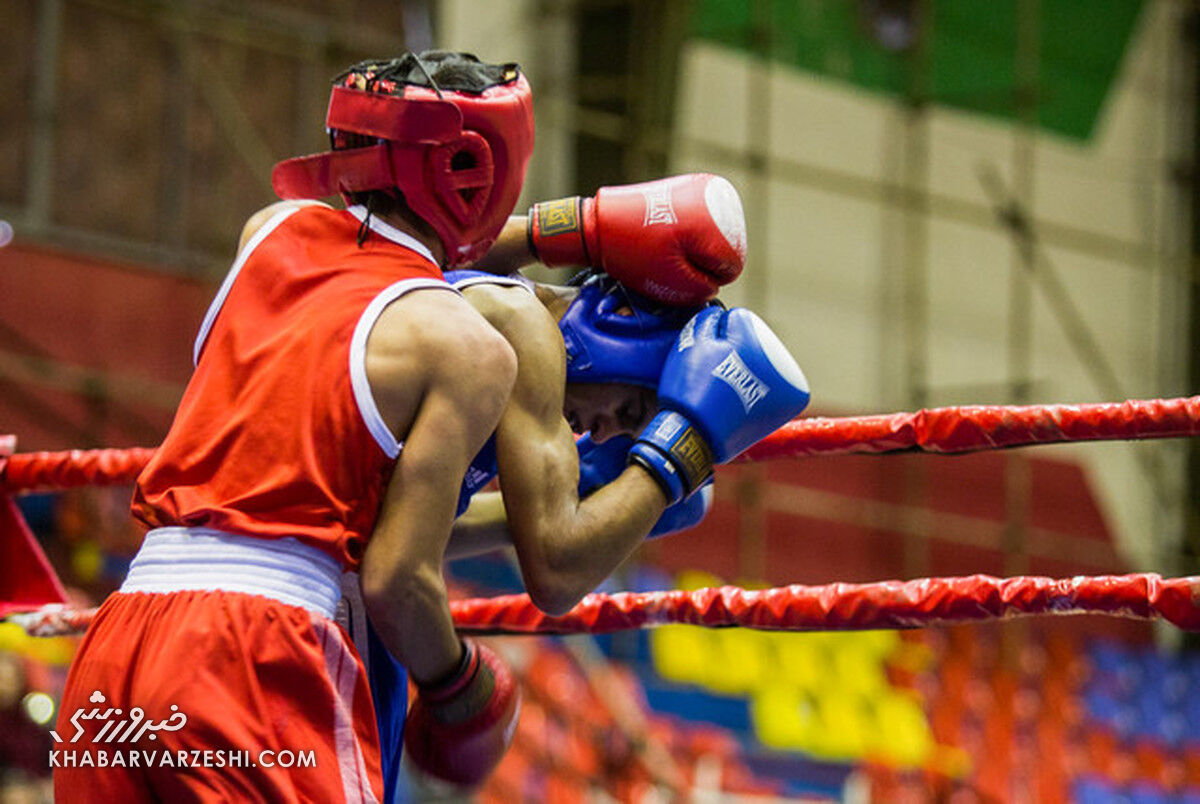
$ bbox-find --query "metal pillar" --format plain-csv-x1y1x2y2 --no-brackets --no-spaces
1003,0,1040,585
27,0,63,229
899,0,933,581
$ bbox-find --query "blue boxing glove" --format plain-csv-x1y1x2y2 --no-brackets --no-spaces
630,307,810,503
576,433,713,537
576,433,633,499
650,482,712,537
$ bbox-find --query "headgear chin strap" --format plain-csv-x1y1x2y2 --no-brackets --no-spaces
559,273,707,388
271,53,535,267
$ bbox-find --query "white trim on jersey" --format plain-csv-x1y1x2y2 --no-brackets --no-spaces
350,278,459,458
193,205,302,366
345,205,439,267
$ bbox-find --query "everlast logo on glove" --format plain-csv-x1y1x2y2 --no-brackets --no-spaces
536,198,581,237
641,186,678,226
667,427,714,492
713,352,770,413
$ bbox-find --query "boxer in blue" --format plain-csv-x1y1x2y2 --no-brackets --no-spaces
444,270,719,551
358,268,812,798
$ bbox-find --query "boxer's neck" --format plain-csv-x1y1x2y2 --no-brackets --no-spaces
375,208,447,266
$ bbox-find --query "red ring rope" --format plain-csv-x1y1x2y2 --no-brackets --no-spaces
1,446,155,493
10,573,1199,637
447,573,1200,633
4,395,1197,493
741,395,1200,460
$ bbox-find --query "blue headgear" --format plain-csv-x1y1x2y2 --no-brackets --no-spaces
558,273,703,388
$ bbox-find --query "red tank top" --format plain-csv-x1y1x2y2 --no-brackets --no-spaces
133,204,451,569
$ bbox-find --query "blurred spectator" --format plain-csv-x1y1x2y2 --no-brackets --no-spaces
0,652,51,802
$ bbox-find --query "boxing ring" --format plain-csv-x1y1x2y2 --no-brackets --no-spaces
4,394,1200,637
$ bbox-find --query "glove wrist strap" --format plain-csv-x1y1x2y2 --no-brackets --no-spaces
418,640,500,726
529,196,591,266
417,639,478,701
629,448,685,505
631,411,714,503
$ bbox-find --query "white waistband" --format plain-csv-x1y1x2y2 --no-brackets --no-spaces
120,528,343,619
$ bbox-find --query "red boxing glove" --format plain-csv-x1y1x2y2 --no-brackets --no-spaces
528,173,746,306
404,639,520,788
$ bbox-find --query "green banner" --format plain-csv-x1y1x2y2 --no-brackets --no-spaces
693,0,1144,141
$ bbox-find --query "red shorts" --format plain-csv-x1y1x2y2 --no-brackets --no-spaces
54,586,383,803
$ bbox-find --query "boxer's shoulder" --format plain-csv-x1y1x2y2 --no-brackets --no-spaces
237,199,331,253
460,280,557,351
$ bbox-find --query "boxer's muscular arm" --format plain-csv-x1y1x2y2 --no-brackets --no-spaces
447,444,715,559
463,284,669,616
359,290,517,683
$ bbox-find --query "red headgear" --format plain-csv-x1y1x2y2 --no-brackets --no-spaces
271,53,535,266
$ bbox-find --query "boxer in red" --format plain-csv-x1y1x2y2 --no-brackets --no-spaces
54,51,766,802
